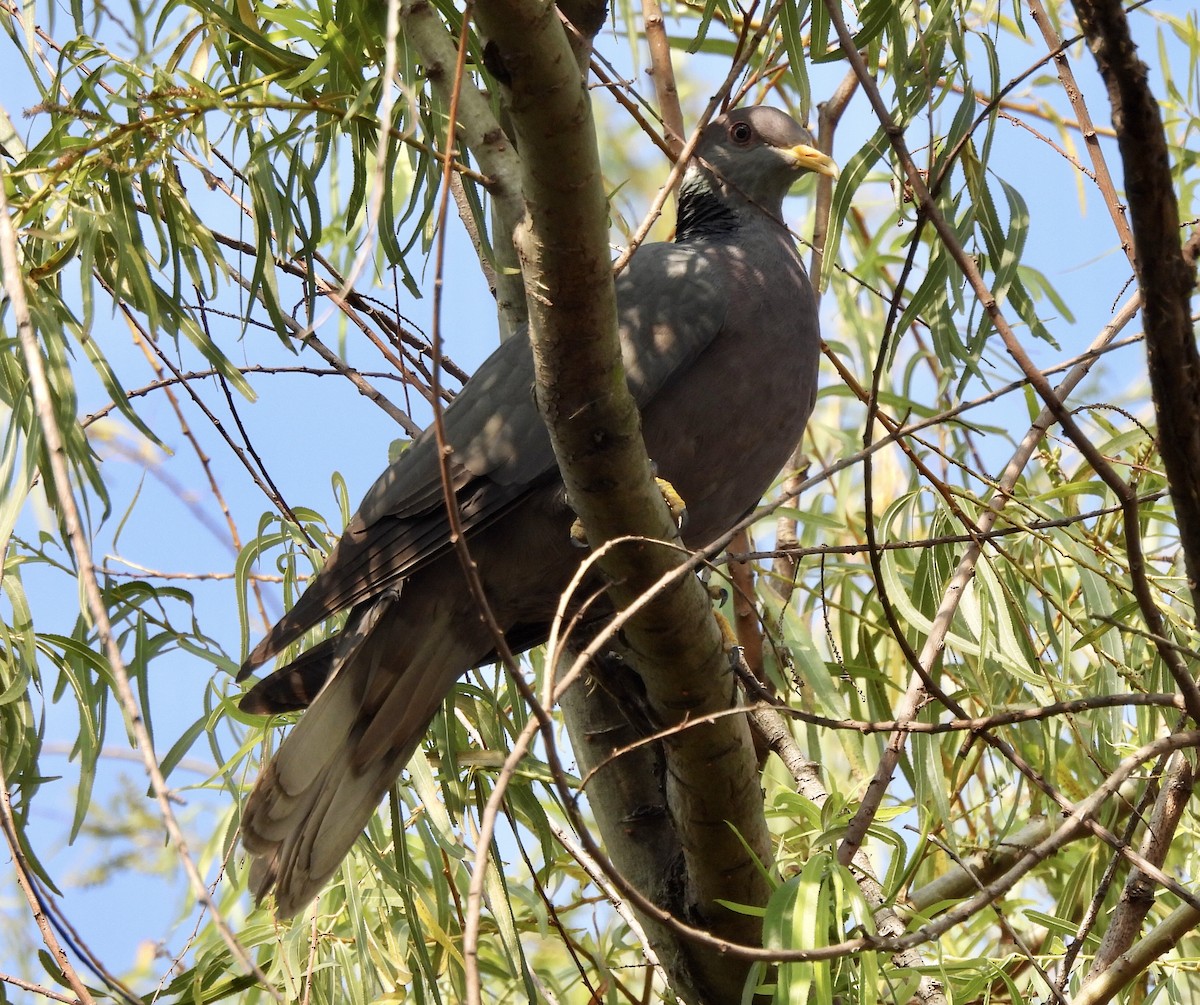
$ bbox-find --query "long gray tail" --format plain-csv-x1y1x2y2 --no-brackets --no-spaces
240,595,472,917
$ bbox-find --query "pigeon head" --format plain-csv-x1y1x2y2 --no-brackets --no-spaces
677,106,838,239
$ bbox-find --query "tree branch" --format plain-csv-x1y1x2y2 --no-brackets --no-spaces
1085,753,1194,983
470,2,773,999
1070,0,1200,610
400,0,530,332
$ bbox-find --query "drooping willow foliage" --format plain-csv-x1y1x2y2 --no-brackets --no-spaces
1,0,1198,1002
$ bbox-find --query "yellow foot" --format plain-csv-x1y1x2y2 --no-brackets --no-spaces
713,607,740,651
569,475,688,548
655,476,687,532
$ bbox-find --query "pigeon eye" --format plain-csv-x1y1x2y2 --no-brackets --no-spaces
729,121,754,145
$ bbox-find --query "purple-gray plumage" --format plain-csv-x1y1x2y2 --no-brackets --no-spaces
237,106,837,917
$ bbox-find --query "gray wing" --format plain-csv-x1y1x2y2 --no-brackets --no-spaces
240,242,728,673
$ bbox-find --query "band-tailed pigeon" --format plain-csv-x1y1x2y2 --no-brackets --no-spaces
238,106,836,917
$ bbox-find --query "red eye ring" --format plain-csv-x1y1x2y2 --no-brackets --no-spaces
730,121,754,144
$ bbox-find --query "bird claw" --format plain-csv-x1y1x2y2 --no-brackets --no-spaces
711,610,746,671
567,475,688,547
655,476,688,532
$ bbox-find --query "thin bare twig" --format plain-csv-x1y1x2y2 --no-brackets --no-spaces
0,775,96,1005
125,309,271,626
1028,0,1136,268
771,66,857,603
641,0,685,156
0,971,80,1005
